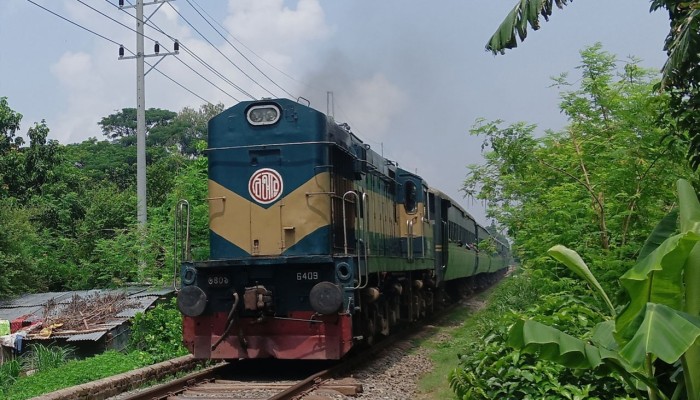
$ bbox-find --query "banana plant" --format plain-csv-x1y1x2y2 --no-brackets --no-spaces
508,179,700,400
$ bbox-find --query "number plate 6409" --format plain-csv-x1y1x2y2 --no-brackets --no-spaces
296,272,318,281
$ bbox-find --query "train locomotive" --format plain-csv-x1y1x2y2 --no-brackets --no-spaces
175,98,510,360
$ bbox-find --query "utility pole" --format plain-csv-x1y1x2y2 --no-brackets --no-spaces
118,0,178,231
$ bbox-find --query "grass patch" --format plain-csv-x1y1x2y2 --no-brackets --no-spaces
1,350,154,400
414,288,497,400
415,268,555,399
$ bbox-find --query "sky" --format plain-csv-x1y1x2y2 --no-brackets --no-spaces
0,0,670,224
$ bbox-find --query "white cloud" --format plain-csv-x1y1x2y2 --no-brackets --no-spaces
226,0,330,49
223,0,332,78
49,51,116,142
336,73,407,142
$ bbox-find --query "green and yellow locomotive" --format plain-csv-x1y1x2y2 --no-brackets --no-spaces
176,98,509,360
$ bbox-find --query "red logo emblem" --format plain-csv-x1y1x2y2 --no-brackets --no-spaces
248,168,284,204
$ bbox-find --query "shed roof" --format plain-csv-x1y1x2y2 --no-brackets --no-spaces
0,287,174,342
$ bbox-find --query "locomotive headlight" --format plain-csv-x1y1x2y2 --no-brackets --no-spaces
247,105,280,126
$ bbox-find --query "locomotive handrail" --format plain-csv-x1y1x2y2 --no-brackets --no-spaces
174,199,191,291
407,219,414,262
422,215,426,259
342,190,368,289
341,190,359,255
359,192,370,289
205,141,337,152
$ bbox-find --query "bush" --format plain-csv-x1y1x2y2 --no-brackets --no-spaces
449,272,632,399
129,298,187,362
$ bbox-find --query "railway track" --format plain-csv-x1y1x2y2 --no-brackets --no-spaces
117,304,459,400
117,360,362,400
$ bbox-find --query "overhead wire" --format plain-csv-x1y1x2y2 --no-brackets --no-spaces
25,0,212,105
114,0,253,100
188,0,318,92
100,0,242,102
184,0,296,99
44,0,371,145
27,0,121,47
165,1,276,99
188,0,369,139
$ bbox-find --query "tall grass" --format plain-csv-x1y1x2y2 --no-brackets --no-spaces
23,343,74,372
0,359,21,391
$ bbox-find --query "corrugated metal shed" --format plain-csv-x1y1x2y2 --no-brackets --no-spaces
0,287,174,350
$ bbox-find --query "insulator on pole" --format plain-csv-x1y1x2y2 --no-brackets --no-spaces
154,42,160,54
119,45,124,57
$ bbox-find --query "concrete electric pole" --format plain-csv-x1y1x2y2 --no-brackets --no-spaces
118,0,178,230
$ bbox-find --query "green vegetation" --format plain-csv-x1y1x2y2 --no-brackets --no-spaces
451,45,695,399
129,298,188,362
4,350,151,400
448,273,632,399
487,1,700,172
508,180,700,400
22,343,74,372
0,97,220,298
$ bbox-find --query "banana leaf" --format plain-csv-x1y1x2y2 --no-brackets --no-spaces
617,180,700,344
616,231,700,342
548,245,615,316
637,208,678,262
507,319,624,372
619,303,700,369
486,0,572,54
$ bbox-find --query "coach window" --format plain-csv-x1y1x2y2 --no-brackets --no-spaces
404,181,417,213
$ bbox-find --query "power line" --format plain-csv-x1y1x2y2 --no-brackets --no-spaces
111,0,252,100
189,0,316,93
166,1,274,99
27,0,121,47
185,0,296,99
186,0,368,134
149,63,210,104
25,0,213,105
102,0,240,102
77,0,160,44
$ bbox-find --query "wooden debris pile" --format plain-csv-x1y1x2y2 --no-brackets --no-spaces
41,292,139,334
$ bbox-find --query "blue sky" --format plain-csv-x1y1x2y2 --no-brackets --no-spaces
0,0,669,222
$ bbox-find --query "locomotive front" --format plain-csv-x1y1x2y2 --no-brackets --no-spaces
176,98,361,360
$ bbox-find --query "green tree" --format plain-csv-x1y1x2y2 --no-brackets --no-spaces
148,103,223,156
0,97,24,199
23,121,60,198
0,199,42,298
464,45,690,287
487,0,700,170
98,107,177,142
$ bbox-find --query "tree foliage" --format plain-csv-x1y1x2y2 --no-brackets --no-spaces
98,107,177,142
509,180,700,400
487,0,700,171
0,100,213,298
464,45,690,290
